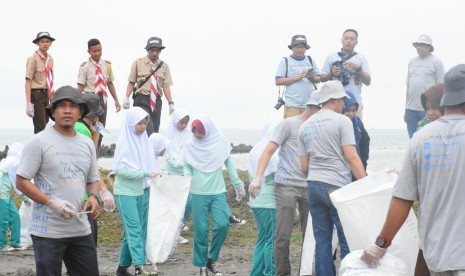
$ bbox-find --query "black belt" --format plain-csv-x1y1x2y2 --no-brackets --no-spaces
31,89,47,92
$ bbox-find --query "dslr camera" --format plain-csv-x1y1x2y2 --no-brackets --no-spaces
332,60,351,86
274,97,285,110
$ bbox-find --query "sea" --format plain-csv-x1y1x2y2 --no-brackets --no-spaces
0,128,410,172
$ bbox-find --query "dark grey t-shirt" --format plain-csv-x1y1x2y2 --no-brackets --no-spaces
17,127,99,238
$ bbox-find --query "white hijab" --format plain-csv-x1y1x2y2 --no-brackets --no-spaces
112,107,156,174
248,122,279,180
165,108,191,163
148,133,170,171
183,114,231,173
0,143,25,194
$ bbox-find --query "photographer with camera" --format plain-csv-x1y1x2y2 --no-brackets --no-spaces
275,34,321,118
320,29,371,120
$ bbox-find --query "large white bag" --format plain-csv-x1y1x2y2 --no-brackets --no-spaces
18,201,33,247
339,250,407,275
330,171,419,275
145,174,190,265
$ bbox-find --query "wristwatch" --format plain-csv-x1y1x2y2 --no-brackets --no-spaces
375,236,391,248
89,192,102,205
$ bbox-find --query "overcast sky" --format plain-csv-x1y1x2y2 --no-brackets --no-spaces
1,0,463,130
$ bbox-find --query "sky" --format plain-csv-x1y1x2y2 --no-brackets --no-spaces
1,0,463,130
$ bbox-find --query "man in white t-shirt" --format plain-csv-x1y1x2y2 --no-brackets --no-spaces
362,64,465,274
298,80,366,275
16,86,101,275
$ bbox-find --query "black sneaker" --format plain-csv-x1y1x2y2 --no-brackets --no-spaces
135,266,158,275
207,258,222,276
229,215,246,226
116,265,134,276
199,268,209,276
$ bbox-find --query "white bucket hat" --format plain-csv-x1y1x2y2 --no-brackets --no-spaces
306,90,320,106
318,81,350,104
412,34,434,52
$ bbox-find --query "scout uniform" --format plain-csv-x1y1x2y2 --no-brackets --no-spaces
26,32,55,134
77,58,115,126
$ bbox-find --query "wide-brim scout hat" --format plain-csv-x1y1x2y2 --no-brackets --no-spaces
81,93,104,119
32,32,56,44
441,64,465,106
145,37,165,50
45,86,89,121
412,34,434,52
288,34,310,50
318,80,350,104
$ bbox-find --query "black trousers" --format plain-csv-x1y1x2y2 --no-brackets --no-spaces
133,93,162,136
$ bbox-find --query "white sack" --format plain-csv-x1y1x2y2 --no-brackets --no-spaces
330,171,419,276
339,250,407,275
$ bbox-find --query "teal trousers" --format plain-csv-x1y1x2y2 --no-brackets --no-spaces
115,194,146,267
141,188,150,247
250,208,276,276
183,192,192,223
0,198,20,248
191,193,230,267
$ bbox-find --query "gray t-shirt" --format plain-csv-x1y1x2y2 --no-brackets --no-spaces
298,109,355,187
406,54,444,111
271,116,307,187
17,126,100,239
393,114,465,271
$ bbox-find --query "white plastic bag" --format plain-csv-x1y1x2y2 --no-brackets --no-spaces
145,174,190,265
330,171,419,275
19,201,33,247
339,250,407,275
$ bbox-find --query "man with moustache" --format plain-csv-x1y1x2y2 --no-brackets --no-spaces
123,37,175,135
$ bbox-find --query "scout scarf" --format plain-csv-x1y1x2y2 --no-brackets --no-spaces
35,50,55,100
150,66,159,112
93,59,109,104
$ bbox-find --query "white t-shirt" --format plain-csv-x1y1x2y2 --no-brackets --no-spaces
298,109,355,187
393,114,465,271
17,127,100,239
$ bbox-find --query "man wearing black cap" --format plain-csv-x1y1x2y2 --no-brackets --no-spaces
361,64,465,274
16,86,101,275
123,37,175,135
25,32,56,134
275,34,321,118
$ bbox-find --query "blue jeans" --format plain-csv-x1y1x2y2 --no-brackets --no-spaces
405,109,426,138
308,181,349,276
31,234,98,276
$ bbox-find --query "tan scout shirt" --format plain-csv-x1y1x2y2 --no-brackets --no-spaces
127,56,173,96
26,51,54,89
77,58,115,93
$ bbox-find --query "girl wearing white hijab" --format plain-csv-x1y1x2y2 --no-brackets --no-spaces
183,114,245,276
247,122,279,276
0,143,30,251
112,107,158,276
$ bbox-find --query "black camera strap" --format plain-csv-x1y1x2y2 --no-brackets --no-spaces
337,51,358,63
132,61,164,95
283,56,317,89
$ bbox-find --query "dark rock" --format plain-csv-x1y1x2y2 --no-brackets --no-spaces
0,145,8,161
98,143,116,158
230,143,252,154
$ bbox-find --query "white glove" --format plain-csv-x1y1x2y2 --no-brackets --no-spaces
46,199,77,219
248,177,262,199
123,96,130,109
99,189,115,212
24,199,32,207
361,243,387,268
235,186,246,202
169,103,175,115
26,102,34,118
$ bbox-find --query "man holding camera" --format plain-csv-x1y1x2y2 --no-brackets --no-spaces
275,34,321,118
320,29,371,120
